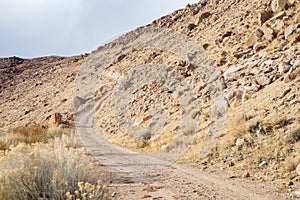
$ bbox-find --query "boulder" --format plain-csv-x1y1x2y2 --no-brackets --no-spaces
257,74,271,86
199,11,211,21
278,62,292,74
223,66,245,81
284,67,300,82
245,33,259,48
258,10,273,26
187,23,196,31
48,113,62,126
271,0,287,13
253,41,268,52
263,27,275,41
284,24,296,39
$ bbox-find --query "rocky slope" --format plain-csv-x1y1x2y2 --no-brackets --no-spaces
0,0,299,197
0,55,86,129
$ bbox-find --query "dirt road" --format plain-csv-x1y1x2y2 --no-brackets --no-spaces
74,94,287,200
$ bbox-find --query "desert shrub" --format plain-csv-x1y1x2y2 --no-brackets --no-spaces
0,141,104,200
45,126,64,140
60,133,81,149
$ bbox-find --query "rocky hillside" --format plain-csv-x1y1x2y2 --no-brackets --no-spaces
0,55,86,129
0,0,299,196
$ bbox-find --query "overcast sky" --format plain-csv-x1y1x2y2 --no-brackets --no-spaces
0,0,198,58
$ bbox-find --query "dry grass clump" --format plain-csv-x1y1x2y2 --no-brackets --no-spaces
8,124,47,145
0,125,69,151
45,126,64,140
0,139,104,200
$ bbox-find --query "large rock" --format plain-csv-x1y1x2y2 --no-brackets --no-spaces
278,62,292,74
284,24,296,39
257,74,271,86
223,66,245,81
271,0,287,13
244,32,260,48
263,27,275,41
48,113,62,126
253,41,268,53
258,10,273,26
284,67,300,82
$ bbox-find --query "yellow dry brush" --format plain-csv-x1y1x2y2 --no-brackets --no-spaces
0,138,105,200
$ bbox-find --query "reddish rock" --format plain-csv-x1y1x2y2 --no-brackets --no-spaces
242,170,250,178
48,113,62,126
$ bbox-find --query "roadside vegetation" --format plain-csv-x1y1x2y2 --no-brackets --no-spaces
0,125,105,200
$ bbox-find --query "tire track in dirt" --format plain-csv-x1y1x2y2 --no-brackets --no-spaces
74,94,283,200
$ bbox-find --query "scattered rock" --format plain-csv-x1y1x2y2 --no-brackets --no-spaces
58,123,68,128
294,12,300,23
257,74,271,86
256,29,265,38
223,66,245,81
115,54,126,62
222,30,234,39
278,62,292,74
216,57,227,66
272,20,285,33
271,0,287,13
263,27,275,41
293,190,300,198
48,113,62,126
285,24,296,39
287,0,295,6
253,41,268,52
259,161,267,167
284,67,300,82
235,138,245,149
258,10,273,26
245,32,260,48
266,11,286,25
187,23,196,31
112,192,117,197
242,170,250,178
24,110,30,115
296,164,300,176
199,11,211,21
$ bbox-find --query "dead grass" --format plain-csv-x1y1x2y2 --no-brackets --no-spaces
0,125,70,151
9,124,47,145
